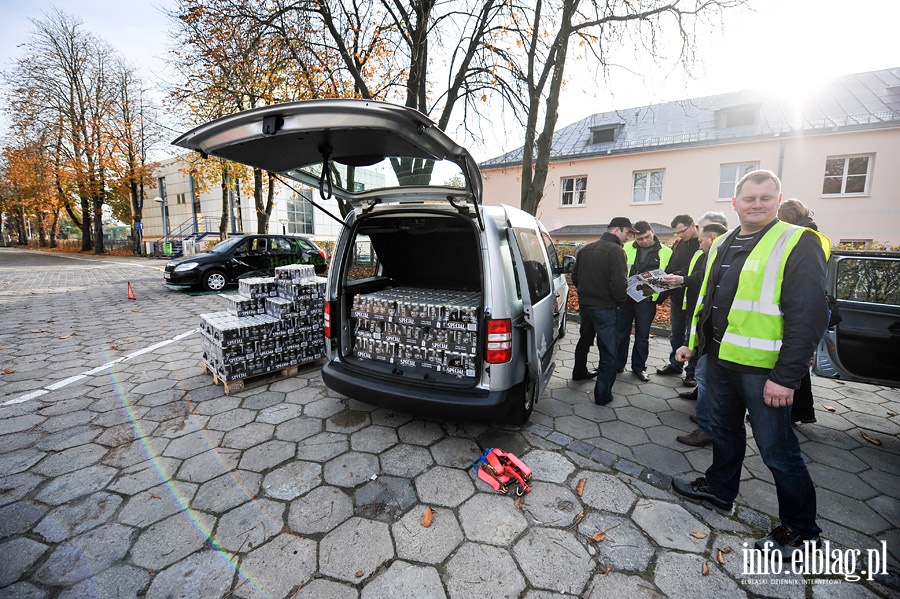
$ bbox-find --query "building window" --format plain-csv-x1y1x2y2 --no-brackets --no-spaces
717,105,759,129
176,193,186,205
287,192,314,235
823,155,872,195
632,170,664,204
561,176,587,206
718,162,758,200
590,125,618,145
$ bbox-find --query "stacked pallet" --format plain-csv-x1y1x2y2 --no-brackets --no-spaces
200,265,326,393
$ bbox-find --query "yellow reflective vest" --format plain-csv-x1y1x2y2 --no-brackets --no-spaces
623,240,672,302
688,221,825,369
681,249,705,311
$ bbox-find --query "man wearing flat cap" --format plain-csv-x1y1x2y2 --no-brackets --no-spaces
571,217,635,405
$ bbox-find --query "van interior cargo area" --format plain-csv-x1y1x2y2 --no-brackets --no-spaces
340,213,483,384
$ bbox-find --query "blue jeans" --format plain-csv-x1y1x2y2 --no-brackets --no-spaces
616,299,656,373
573,315,596,377
667,293,686,372
704,357,821,537
695,355,710,433
582,306,620,405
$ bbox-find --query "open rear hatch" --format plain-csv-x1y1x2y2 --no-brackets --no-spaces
172,99,483,220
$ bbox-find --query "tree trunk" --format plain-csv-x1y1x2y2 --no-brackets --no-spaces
80,195,92,251
220,166,229,239
93,195,104,254
254,168,265,233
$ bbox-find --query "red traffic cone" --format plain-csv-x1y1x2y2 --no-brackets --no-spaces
127,282,136,300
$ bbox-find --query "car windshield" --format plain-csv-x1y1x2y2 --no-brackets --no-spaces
208,237,245,253
290,156,466,196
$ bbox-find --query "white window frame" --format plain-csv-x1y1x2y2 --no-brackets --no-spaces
560,176,588,207
822,154,873,197
632,170,664,204
718,162,759,201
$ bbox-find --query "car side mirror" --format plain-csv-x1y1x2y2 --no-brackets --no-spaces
562,255,575,274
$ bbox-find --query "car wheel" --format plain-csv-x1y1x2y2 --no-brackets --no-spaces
203,269,228,292
511,372,537,424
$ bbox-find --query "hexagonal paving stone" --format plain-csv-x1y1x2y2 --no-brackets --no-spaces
326,409,371,433
520,449,575,483
235,535,317,599
276,417,323,443
324,452,380,488
446,542,525,599
118,483,198,528
144,549,234,599
576,471,637,514
239,440,296,472
361,561,446,599
288,486,354,535
392,505,463,563
34,492,122,542
429,437,481,469
256,402,303,425
58,565,150,599
632,498,710,552
215,498,286,553
554,415,600,440
177,448,241,484
415,466,474,507
354,475,418,522
293,578,358,599
319,517,393,583
653,550,747,598
193,470,262,513
351,426,399,454
379,444,434,478
296,432,349,462
262,460,322,501
222,423,276,450
398,420,444,446
33,523,132,586
131,511,216,571
577,512,654,572
0,537,47,587
34,465,117,505
459,493,527,545
584,572,663,598
520,481,581,528
513,527,593,595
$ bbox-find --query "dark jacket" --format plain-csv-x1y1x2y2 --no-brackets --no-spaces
572,232,628,309
665,236,700,306
695,219,828,389
683,250,708,332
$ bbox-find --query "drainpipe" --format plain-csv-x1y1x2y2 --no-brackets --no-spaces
777,139,786,180
189,174,200,234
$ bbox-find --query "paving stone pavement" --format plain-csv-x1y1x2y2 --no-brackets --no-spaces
1,246,898,598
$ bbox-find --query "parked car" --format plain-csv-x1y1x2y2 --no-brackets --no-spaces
174,99,568,422
164,234,327,291
814,249,900,387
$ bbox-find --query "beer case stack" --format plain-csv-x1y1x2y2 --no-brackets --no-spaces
200,265,326,383
350,287,479,379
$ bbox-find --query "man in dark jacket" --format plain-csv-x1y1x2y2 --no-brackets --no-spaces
616,221,671,382
571,217,633,405
657,215,700,382
673,170,829,559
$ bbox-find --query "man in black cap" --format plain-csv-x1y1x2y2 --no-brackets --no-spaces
571,217,634,404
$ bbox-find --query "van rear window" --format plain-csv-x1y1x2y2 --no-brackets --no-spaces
835,257,900,306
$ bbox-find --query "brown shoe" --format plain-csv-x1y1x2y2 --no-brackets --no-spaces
677,429,713,447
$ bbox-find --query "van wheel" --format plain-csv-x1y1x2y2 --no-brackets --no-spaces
511,373,537,424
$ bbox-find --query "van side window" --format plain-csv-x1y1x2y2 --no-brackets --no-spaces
541,232,561,273
347,235,379,281
836,258,900,306
513,228,551,302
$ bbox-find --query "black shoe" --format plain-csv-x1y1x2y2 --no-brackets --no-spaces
572,370,598,381
755,525,820,559
678,388,698,400
656,364,682,376
633,370,650,382
672,476,733,513
683,375,697,387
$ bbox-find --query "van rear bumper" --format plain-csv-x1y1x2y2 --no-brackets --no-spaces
322,361,524,421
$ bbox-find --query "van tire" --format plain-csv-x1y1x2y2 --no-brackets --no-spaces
511,373,537,424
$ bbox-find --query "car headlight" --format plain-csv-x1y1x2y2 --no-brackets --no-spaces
174,262,199,273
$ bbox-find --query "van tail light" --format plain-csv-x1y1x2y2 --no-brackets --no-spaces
318,249,327,261
486,318,512,364
324,300,335,339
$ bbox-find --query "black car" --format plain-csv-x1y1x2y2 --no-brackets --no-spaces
814,249,900,387
164,234,327,291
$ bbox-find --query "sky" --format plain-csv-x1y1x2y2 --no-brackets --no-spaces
1,0,898,161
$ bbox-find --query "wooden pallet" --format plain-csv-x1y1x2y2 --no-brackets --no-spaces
204,362,301,395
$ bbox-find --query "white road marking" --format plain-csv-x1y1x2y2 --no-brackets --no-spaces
2,329,200,407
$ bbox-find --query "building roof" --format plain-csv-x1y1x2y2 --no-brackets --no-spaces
481,67,900,168
549,223,673,238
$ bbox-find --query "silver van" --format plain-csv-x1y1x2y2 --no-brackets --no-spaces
175,99,569,422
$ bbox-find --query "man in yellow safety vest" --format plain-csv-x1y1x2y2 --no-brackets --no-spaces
672,169,829,559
